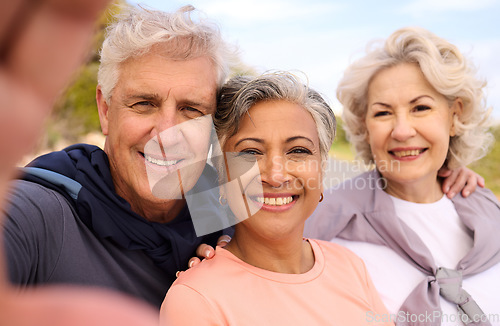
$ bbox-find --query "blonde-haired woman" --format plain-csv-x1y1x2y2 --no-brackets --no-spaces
305,27,500,325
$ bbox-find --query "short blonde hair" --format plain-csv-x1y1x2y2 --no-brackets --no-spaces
338,27,493,168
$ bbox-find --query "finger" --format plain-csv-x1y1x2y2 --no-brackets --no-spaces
217,235,231,247
477,175,485,188
195,243,214,259
6,3,100,102
447,170,469,199
441,169,458,195
46,0,111,20
461,171,481,197
461,180,477,198
187,257,201,269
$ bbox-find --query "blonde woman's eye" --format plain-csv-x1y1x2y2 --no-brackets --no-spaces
373,110,390,117
414,105,431,112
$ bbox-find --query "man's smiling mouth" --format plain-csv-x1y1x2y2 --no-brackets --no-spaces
142,153,184,167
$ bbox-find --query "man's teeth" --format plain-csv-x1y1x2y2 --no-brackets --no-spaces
393,149,422,158
255,196,294,206
145,154,180,167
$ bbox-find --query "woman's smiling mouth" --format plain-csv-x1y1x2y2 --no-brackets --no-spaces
389,148,428,158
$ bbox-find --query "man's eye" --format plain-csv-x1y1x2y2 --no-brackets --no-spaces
182,106,204,117
130,101,154,110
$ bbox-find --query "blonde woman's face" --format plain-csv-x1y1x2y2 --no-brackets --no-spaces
365,63,461,192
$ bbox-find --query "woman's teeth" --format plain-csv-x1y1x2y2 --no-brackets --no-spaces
255,196,294,206
144,154,180,167
393,149,422,157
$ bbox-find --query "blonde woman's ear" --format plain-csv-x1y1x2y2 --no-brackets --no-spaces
450,98,464,137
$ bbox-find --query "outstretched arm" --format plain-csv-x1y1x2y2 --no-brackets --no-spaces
0,1,158,325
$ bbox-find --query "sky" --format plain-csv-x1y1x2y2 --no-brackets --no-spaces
128,0,500,121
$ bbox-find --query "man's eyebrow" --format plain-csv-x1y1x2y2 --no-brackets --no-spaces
124,93,161,101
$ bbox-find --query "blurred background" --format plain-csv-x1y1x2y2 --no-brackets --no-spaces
28,0,500,195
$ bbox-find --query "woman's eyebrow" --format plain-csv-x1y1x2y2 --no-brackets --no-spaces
410,95,434,104
286,136,314,146
234,137,263,148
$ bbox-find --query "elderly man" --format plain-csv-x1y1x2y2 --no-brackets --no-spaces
2,5,234,309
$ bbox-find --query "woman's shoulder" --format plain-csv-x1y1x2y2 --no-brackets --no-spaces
453,185,500,212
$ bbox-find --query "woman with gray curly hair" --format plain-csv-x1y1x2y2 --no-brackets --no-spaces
161,72,392,325
305,27,500,325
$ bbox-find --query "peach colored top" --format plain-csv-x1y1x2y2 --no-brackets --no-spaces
161,239,392,325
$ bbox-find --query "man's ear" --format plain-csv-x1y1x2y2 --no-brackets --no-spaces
96,85,109,136
450,98,464,137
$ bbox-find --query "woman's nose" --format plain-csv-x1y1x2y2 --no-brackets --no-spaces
391,115,417,141
260,155,290,188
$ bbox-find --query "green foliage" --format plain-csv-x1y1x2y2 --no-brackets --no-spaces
333,115,348,144
329,116,355,160
470,125,500,196
51,63,101,142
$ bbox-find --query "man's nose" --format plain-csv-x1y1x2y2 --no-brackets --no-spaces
153,107,184,147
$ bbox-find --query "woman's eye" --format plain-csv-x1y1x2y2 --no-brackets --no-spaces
373,110,390,117
238,149,261,156
289,147,312,155
413,105,431,112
